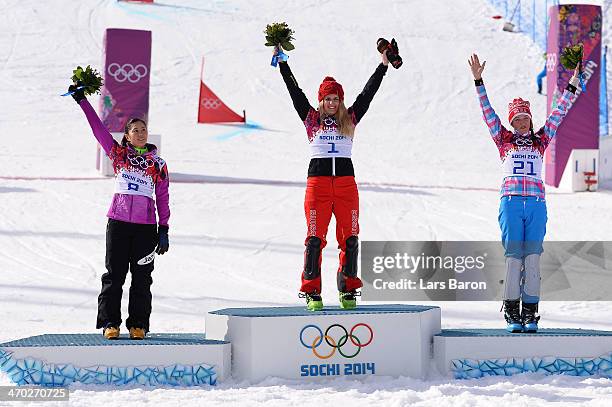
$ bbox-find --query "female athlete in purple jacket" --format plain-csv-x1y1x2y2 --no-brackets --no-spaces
69,84,170,340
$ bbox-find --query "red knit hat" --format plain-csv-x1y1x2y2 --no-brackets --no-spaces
318,76,344,102
508,98,532,124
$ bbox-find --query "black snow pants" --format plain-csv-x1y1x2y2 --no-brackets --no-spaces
96,219,158,332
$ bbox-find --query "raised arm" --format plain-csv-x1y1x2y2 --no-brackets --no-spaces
69,83,117,156
78,99,116,155
278,61,313,121
469,53,506,139
350,62,388,123
542,67,580,140
475,82,504,139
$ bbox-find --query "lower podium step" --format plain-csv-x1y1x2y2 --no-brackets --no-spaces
434,329,612,379
0,333,230,386
205,304,441,382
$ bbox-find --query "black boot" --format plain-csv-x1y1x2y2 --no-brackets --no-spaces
522,302,540,333
503,299,522,333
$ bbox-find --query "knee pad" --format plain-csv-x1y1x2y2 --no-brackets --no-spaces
303,237,321,280
503,257,522,301
522,254,541,300
343,236,359,278
346,236,359,251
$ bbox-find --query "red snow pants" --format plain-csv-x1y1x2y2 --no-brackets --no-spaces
301,176,362,294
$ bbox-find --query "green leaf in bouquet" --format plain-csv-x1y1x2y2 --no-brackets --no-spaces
281,41,295,51
71,64,103,96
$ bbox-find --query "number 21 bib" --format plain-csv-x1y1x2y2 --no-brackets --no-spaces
502,149,543,180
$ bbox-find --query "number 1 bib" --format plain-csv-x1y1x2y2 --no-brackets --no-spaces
310,131,353,158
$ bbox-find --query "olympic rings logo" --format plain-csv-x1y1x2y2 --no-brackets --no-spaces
546,53,557,72
107,63,149,83
128,154,155,170
322,116,336,126
201,98,222,109
514,137,534,146
300,323,373,359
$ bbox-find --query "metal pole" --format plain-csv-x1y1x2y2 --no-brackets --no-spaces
517,0,521,32
532,0,536,43
545,0,548,50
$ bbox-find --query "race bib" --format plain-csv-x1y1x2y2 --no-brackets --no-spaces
114,168,155,198
310,130,353,158
502,150,543,180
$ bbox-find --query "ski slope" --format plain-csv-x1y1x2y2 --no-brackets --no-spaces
1,0,612,405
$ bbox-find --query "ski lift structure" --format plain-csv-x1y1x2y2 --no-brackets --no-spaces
503,0,521,32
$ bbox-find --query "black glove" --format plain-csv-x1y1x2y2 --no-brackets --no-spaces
68,82,86,104
156,225,169,255
377,37,402,69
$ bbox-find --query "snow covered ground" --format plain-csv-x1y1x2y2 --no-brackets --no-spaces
1,0,612,405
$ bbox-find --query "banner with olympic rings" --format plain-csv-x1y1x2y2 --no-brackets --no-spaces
544,5,601,187
99,29,152,132
197,57,245,124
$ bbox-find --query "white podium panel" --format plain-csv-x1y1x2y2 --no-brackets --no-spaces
434,329,612,379
557,149,599,192
599,136,612,182
205,305,441,382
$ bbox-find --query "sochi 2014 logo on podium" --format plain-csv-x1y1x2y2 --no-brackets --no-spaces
298,322,376,377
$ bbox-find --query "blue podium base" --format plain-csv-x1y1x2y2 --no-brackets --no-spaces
434,329,612,379
0,334,230,387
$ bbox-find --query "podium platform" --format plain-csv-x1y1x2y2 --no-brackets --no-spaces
434,329,612,379
3,309,612,387
0,333,230,386
205,304,441,382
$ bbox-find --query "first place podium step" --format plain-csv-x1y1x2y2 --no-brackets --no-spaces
205,304,441,382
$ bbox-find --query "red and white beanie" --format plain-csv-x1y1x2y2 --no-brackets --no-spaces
318,76,344,102
508,98,532,124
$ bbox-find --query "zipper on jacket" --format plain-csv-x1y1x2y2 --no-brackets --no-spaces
130,196,134,223
332,157,336,176
147,199,151,222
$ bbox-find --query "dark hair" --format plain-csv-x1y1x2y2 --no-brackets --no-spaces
121,118,147,145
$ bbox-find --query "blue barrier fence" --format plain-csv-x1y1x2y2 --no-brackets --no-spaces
601,46,609,136
487,0,558,50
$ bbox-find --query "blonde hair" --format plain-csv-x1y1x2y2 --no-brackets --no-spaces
318,100,355,138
